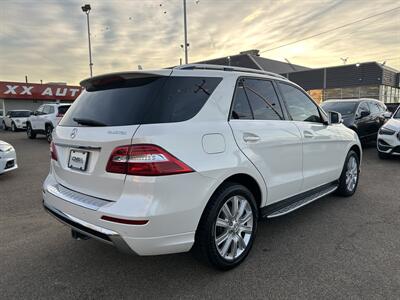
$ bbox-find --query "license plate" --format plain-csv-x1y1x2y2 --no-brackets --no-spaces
68,150,89,171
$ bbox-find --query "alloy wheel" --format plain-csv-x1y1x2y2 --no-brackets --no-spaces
46,127,52,142
214,195,254,261
345,156,358,192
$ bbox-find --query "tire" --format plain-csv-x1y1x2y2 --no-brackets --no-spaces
336,150,360,197
11,122,17,132
2,121,7,130
45,124,53,143
26,123,36,139
378,151,390,159
193,182,258,270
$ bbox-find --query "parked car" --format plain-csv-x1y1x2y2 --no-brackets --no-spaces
377,106,400,159
43,65,362,270
2,110,32,131
26,103,71,142
0,140,17,174
321,98,388,144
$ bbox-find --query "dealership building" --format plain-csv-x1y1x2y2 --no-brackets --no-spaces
198,50,400,105
0,81,82,116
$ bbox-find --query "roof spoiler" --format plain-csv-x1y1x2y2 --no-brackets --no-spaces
80,70,173,89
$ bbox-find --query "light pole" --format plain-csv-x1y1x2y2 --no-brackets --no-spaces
183,0,188,64
81,4,93,77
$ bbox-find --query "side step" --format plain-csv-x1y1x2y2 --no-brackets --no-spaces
261,182,338,218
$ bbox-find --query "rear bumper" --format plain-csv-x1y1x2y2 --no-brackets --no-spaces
43,201,135,254
42,171,217,255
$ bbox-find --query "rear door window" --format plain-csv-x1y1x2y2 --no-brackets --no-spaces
244,79,283,120
60,76,222,127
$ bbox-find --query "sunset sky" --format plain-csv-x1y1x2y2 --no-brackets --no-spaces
0,0,399,85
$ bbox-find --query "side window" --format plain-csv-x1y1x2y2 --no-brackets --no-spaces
278,83,322,123
357,102,370,115
231,80,253,120
243,79,283,120
42,106,51,115
36,106,44,115
368,102,380,114
48,106,55,114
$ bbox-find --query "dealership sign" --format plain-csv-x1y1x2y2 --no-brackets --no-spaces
0,81,82,100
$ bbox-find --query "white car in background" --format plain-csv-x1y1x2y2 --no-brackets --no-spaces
377,106,400,159
43,65,362,270
2,110,32,131
26,103,71,142
0,141,17,174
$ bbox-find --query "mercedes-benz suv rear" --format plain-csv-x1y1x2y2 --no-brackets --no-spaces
43,65,361,270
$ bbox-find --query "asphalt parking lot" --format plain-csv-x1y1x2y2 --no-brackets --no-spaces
0,131,399,299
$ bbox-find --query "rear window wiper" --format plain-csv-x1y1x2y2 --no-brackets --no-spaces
73,117,106,127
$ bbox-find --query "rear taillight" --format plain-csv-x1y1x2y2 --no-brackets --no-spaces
106,144,193,176
50,142,58,161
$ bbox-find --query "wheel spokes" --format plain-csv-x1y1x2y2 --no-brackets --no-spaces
216,231,229,246
237,234,247,250
220,235,233,257
216,218,230,229
230,237,238,258
221,203,233,221
239,213,252,226
239,225,253,234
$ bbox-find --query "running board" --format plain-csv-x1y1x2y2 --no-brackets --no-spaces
261,182,338,219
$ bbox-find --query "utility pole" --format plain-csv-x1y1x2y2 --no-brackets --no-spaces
82,4,93,77
183,0,188,64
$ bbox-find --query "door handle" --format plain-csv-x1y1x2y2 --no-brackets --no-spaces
303,131,314,138
243,133,260,143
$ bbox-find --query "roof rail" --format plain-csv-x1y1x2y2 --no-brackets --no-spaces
174,64,287,79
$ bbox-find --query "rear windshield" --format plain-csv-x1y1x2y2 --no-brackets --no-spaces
9,111,31,117
57,105,70,115
320,101,358,116
60,76,222,127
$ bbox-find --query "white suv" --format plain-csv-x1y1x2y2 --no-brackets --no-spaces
27,103,71,142
43,65,362,269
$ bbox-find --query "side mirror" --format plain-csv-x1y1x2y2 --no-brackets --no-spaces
359,110,370,118
328,111,343,124
383,111,392,119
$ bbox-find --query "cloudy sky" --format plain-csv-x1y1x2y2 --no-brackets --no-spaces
0,0,399,85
